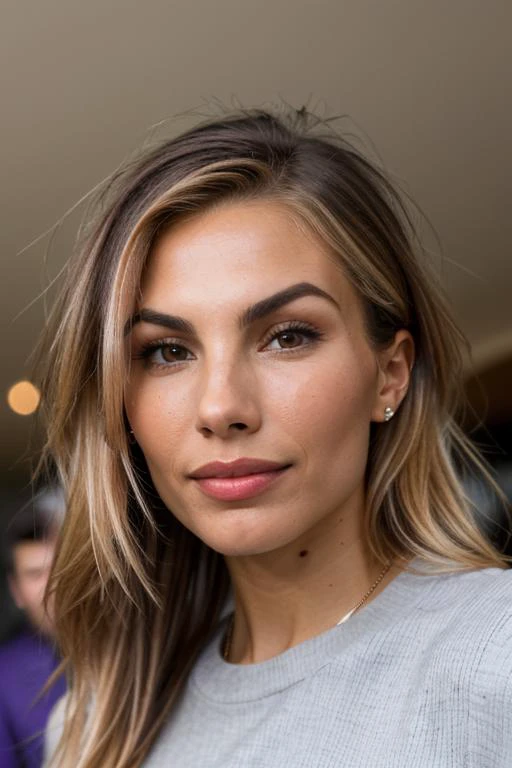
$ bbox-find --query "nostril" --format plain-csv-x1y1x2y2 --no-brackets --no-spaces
198,419,253,437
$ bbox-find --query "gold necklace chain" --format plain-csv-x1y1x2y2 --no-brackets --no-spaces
335,561,392,625
222,562,392,662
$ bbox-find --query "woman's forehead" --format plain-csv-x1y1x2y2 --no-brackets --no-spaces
140,200,356,315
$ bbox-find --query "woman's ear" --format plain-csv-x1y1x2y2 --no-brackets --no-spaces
371,330,415,422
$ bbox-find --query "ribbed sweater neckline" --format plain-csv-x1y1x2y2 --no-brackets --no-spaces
190,564,443,704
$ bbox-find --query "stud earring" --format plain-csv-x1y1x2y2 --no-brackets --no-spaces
383,406,395,422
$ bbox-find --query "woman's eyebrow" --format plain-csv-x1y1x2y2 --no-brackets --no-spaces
125,310,194,336
125,282,338,336
239,282,339,328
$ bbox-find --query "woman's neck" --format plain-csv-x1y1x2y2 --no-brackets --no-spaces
224,498,401,665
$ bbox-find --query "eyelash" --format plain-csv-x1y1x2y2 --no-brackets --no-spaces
261,321,324,351
133,321,324,370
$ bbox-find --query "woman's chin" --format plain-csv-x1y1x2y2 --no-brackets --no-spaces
195,519,298,559
161,491,310,558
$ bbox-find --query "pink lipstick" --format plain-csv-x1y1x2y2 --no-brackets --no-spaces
189,458,291,502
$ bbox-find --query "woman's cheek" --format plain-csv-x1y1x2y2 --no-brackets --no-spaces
129,372,187,429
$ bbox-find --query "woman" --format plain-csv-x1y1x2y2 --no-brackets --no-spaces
41,109,511,767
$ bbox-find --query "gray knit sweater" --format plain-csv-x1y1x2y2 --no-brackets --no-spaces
143,565,512,767
45,565,512,766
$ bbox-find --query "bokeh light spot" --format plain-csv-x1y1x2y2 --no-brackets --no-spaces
7,380,41,416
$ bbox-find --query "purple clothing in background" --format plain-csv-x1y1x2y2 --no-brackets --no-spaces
0,631,65,768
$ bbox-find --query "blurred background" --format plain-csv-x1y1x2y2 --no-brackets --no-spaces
1,0,511,641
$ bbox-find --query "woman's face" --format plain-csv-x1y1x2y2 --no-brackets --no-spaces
125,201,391,557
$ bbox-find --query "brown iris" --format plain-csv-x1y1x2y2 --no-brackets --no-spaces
161,344,189,362
276,331,304,348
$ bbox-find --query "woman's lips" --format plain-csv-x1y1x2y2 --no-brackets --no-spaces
189,459,291,501
194,468,289,501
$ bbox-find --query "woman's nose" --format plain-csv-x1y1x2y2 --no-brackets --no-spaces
195,359,262,439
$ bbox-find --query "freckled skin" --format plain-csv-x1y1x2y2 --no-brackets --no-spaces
125,201,400,560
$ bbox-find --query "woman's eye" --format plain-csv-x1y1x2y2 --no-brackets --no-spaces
265,326,321,351
273,331,305,349
157,343,192,363
138,342,193,367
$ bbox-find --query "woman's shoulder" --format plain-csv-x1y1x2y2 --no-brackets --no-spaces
456,566,512,654
422,564,512,620
393,566,512,761
412,566,512,685
412,564,511,626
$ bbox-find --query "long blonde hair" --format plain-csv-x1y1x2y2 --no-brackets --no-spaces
38,109,508,767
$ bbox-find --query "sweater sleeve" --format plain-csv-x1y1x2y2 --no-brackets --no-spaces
475,606,512,767
496,631,512,767
501,670,512,767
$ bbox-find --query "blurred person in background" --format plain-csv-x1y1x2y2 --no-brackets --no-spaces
0,488,66,768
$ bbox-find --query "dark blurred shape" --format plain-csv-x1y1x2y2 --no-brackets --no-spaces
464,354,512,560
463,464,512,558
0,488,66,768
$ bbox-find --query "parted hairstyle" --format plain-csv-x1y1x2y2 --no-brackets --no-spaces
38,108,508,767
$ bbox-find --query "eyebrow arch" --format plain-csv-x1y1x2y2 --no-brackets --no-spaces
239,282,339,328
125,282,338,336
125,310,194,336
